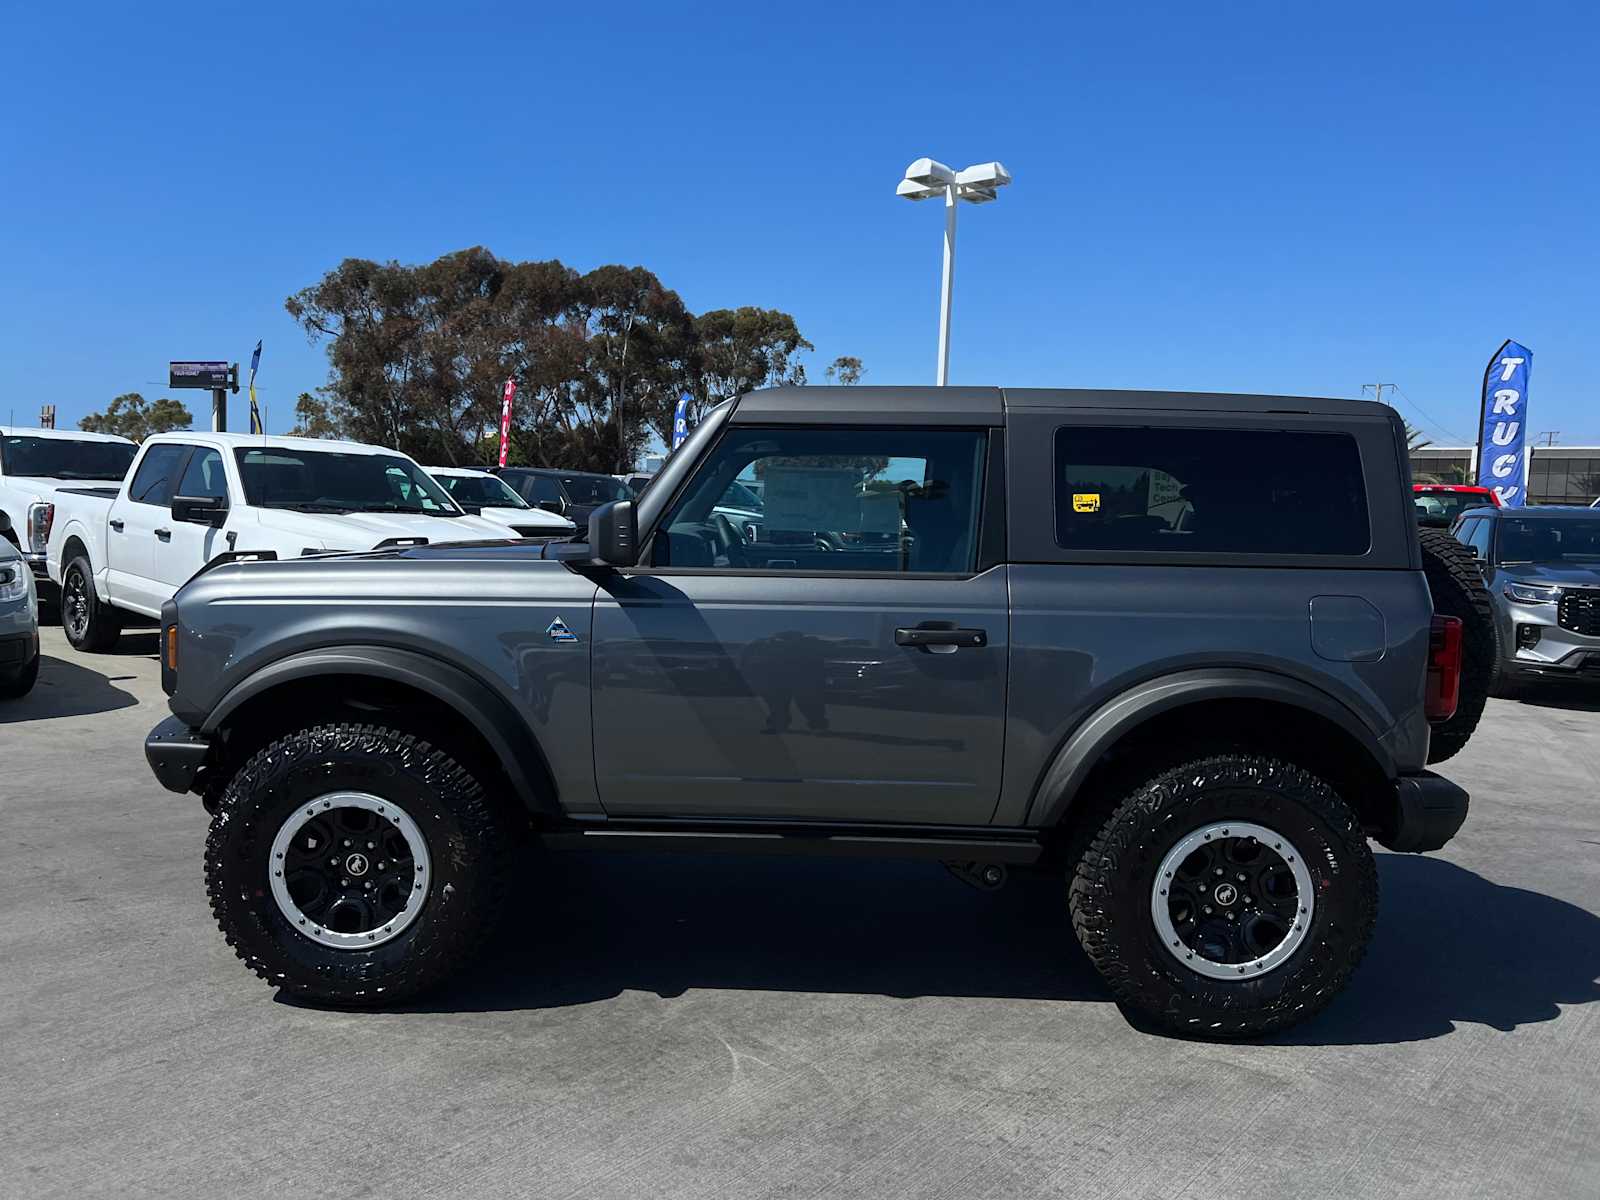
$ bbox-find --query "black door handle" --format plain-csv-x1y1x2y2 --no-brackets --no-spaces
109,519,124,532
155,528,172,541
896,626,987,649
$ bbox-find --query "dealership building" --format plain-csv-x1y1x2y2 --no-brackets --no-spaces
1409,445,1600,506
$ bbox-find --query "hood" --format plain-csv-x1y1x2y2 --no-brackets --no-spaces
466,504,575,533
254,508,518,550
1502,562,1600,587
3,476,121,502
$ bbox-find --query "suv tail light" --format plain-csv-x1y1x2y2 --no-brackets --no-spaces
27,502,54,553
1425,614,1463,721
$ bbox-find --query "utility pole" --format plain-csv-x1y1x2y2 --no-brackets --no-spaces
1537,431,1559,447
1362,382,1397,406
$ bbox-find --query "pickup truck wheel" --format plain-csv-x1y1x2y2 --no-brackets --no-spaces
1069,753,1378,1038
1418,527,1493,763
205,722,510,1006
60,556,121,652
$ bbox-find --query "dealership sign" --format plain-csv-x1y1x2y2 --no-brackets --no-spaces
169,360,234,390
1475,340,1533,507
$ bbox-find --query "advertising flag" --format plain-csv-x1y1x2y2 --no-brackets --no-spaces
498,379,517,467
671,394,691,450
247,340,263,435
1475,340,1532,506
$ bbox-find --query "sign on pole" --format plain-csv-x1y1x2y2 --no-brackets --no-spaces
498,379,517,467
169,361,233,390
1475,340,1533,507
671,394,691,451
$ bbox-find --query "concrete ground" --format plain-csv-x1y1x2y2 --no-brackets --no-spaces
2,627,1597,1200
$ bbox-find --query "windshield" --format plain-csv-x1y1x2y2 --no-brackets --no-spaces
1498,516,1600,564
1,436,137,481
1414,491,1491,523
234,448,462,515
560,475,633,505
435,473,529,509
718,480,764,511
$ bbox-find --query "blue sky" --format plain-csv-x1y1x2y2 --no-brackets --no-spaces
2,1,1596,445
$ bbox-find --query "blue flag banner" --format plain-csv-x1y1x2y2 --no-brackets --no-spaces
247,340,264,435
671,394,691,450
1476,340,1532,507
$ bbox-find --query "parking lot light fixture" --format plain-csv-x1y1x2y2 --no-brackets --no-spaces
897,157,1013,385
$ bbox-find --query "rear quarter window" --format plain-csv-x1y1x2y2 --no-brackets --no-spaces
1054,426,1370,556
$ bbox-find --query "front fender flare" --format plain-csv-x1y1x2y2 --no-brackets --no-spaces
1025,667,1395,827
201,645,559,816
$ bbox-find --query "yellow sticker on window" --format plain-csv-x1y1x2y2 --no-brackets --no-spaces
1072,493,1101,513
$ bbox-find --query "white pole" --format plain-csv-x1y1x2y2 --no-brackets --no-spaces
936,183,957,386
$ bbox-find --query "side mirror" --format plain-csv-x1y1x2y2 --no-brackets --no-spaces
588,500,637,566
172,494,228,528
0,511,10,535
537,498,566,514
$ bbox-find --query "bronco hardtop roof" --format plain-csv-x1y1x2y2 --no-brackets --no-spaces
730,386,1393,426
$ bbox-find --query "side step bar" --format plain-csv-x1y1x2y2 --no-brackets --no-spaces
541,823,1043,865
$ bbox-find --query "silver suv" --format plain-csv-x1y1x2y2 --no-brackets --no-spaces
145,386,1478,1037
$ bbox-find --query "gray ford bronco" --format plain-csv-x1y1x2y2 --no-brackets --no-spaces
146,387,1483,1037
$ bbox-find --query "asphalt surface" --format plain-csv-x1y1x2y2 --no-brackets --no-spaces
2,627,1598,1199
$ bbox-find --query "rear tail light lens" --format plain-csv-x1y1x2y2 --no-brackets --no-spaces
1425,614,1463,721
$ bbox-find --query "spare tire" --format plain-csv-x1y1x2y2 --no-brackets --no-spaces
1418,527,1494,763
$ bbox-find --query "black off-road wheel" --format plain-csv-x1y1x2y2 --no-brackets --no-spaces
1418,527,1494,763
60,555,122,653
205,723,512,1006
1069,753,1378,1039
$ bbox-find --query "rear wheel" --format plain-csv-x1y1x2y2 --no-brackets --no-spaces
206,722,512,1006
1069,752,1378,1038
1418,527,1493,763
60,556,121,652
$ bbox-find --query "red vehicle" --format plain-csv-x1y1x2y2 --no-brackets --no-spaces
1413,483,1501,526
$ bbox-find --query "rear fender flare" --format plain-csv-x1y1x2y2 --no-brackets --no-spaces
1025,668,1394,827
201,645,559,816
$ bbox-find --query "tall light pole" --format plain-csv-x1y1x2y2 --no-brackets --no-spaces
897,158,1012,385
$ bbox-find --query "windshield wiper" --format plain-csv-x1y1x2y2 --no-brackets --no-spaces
263,501,355,514
354,503,463,517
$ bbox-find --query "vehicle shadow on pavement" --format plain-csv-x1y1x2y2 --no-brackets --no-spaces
1500,687,1600,713
0,653,139,723
381,851,1600,1044
1266,853,1600,1046
394,852,1109,1012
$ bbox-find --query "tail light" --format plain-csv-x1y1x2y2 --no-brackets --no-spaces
1425,614,1463,721
27,502,54,553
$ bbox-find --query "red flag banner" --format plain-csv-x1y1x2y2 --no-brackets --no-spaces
498,379,517,467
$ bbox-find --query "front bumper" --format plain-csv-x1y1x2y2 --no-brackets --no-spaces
145,715,213,794
1376,771,1469,853
0,628,38,675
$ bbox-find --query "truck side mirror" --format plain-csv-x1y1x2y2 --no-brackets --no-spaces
537,498,566,514
588,500,637,566
172,495,228,528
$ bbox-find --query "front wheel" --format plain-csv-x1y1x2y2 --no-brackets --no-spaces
60,556,121,652
1069,753,1378,1038
205,723,512,1006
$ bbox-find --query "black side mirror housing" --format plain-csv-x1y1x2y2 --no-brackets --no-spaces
588,499,637,566
172,494,228,528
537,498,566,514
0,510,10,535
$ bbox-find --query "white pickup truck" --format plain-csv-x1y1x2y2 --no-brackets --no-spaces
0,426,138,600
47,431,526,651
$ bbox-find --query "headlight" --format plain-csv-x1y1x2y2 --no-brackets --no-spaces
0,563,26,602
1504,581,1560,604
26,502,54,554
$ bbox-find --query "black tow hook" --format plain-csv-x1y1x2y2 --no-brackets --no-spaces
944,860,1008,892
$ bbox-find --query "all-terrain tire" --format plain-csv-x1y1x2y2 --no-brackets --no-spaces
1418,527,1494,763
60,555,122,652
205,722,511,1006
1069,753,1378,1039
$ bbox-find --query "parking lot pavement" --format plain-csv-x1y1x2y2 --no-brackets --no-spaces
1,628,1598,1200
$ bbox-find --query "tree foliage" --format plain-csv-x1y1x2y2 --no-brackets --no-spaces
287,249,856,472
825,356,865,385
78,393,193,441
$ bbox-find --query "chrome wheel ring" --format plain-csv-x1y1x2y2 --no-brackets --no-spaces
1151,821,1314,980
268,792,432,950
